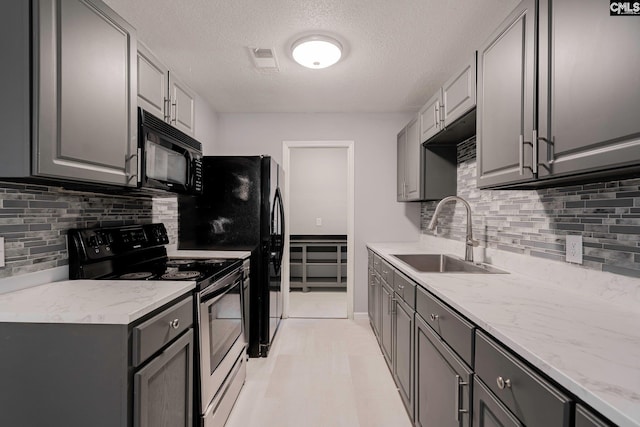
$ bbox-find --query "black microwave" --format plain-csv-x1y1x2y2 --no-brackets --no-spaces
137,108,202,195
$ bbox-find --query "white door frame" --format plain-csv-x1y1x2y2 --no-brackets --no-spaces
282,140,355,319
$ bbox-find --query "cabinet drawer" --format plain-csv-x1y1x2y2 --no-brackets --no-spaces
475,331,572,426
132,296,193,367
575,404,613,427
394,270,415,309
416,286,474,366
379,258,395,286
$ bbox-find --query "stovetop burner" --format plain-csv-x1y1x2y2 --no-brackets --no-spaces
119,272,155,280
166,259,197,267
161,270,203,280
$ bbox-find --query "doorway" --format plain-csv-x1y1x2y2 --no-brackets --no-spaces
282,141,355,319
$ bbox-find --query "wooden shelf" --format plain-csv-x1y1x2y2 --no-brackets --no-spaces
289,238,347,292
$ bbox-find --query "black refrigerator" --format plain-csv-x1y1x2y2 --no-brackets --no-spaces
178,156,284,357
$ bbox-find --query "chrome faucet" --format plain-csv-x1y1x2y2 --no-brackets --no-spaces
427,196,478,263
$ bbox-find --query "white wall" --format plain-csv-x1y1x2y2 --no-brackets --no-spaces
194,95,219,154
290,147,348,235
215,113,421,313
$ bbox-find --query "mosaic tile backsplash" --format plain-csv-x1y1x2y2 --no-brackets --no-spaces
421,138,640,278
0,181,178,279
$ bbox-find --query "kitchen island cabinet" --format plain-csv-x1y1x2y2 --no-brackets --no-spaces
0,280,195,427
1,0,139,188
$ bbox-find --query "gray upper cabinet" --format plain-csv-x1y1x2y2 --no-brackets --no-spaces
420,54,477,145
137,43,196,136
169,73,196,136
137,44,170,122
1,0,139,187
419,91,443,143
478,0,640,189
397,116,457,202
397,126,407,200
477,0,536,188
442,54,476,129
536,0,640,180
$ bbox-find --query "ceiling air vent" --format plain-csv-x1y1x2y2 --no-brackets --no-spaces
249,47,279,70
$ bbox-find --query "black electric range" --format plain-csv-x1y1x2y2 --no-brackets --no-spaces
67,223,242,290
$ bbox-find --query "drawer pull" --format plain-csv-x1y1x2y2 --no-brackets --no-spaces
430,313,439,322
455,375,469,421
496,376,512,390
398,284,405,290
169,319,180,330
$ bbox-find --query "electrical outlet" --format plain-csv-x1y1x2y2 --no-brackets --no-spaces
565,234,583,264
316,217,322,226
0,237,5,268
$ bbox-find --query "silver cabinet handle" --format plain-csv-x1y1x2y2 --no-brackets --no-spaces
171,98,177,124
455,375,469,421
397,283,405,290
434,103,439,131
537,134,553,168
496,376,512,390
163,98,171,121
440,101,445,129
532,130,538,174
169,319,180,329
430,313,439,322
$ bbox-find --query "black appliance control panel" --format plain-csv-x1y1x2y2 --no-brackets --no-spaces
68,223,170,261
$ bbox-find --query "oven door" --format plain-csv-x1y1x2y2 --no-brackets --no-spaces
198,270,246,412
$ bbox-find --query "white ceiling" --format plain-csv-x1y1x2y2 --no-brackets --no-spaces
103,0,519,114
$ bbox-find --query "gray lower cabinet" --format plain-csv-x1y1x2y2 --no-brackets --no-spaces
380,281,394,366
473,376,523,427
134,330,193,427
475,331,571,426
393,294,414,418
0,295,193,427
575,404,614,427
415,313,472,427
2,0,138,187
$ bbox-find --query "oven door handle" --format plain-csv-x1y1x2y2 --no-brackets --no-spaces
200,278,241,302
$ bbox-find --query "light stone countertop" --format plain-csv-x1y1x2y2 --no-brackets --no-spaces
0,280,195,325
368,237,640,427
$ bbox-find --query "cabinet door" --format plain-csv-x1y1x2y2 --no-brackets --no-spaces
36,0,138,187
380,282,393,367
415,315,472,427
397,126,407,201
137,43,169,121
575,404,612,427
473,377,523,427
442,53,476,127
134,329,193,427
169,73,196,136
536,0,640,179
393,297,414,419
368,268,377,333
477,0,536,188
405,117,421,201
419,90,443,143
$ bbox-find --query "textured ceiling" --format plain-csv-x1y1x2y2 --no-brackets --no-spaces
103,0,519,113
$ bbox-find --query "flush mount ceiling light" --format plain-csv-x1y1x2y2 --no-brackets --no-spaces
291,35,343,69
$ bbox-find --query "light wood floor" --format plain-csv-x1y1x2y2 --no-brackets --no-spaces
288,290,348,318
225,318,412,427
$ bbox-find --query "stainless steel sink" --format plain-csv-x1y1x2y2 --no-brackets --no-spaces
392,254,508,274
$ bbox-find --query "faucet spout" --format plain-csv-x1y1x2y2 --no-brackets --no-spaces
427,196,477,263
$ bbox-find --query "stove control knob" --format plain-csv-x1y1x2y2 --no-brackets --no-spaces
169,319,180,330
